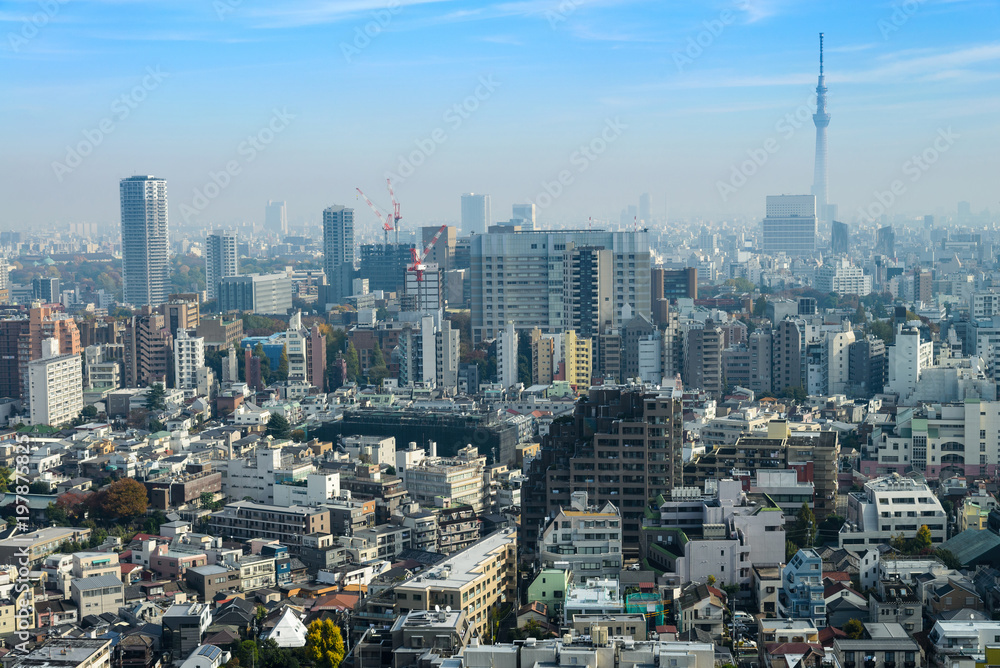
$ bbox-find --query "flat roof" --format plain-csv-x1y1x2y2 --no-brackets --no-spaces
398,529,515,590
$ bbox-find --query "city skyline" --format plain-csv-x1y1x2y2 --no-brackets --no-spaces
3,1,998,230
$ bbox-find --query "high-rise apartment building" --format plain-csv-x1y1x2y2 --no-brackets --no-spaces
471,230,650,343
815,258,872,296
683,319,724,397
28,338,83,427
173,329,205,390
120,175,170,307
265,200,287,236
761,195,817,256
18,306,81,407
205,231,239,300
563,246,613,340
460,194,491,235
123,313,173,388
323,205,355,304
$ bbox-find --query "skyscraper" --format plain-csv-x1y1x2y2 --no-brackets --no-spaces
120,175,170,307
461,193,491,235
638,192,651,223
323,205,355,304
761,195,817,256
812,33,834,223
511,203,536,230
205,230,239,300
831,220,849,255
265,200,287,236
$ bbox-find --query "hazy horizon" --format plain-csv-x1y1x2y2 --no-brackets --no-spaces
3,0,999,235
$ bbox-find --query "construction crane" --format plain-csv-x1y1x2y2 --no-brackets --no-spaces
355,187,394,248
386,178,402,244
408,224,447,309
409,224,447,283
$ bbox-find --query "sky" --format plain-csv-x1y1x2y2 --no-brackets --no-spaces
2,0,999,236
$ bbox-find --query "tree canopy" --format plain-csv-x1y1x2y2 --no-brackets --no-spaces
91,478,148,520
267,413,291,439
305,620,345,668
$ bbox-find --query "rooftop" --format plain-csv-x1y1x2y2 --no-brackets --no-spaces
398,529,515,590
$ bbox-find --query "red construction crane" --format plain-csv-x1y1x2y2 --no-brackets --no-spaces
409,224,447,282
355,187,394,248
386,178,402,244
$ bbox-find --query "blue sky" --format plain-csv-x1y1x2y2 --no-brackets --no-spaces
2,0,999,236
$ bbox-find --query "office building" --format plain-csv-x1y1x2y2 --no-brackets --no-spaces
639,192,652,223
359,243,413,295
32,276,60,303
173,329,206,391
654,267,697,301
162,294,200,337
471,230,650,343
461,193,491,235
404,262,443,312
393,529,517,642
323,205,355,303
511,203,536,230
401,445,487,512
876,226,895,256
265,200,287,236
121,175,170,307
205,230,238,300
28,338,83,427
497,322,518,389
849,336,887,396
217,273,292,315
761,195,817,256
395,312,460,392
831,220,849,254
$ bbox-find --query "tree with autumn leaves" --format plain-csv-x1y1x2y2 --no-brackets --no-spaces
89,478,148,522
305,620,344,668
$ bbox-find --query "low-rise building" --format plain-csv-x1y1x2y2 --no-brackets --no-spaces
163,602,213,661
540,492,622,585
70,573,124,617
840,474,947,552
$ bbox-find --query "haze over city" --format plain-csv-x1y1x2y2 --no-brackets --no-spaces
4,0,999,230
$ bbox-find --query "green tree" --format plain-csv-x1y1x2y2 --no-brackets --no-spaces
517,333,532,386
0,467,11,493
792,502,817,548
46,502,69,525
291,429,306,443
200,492,216,510
706,575,716,586
368,365,390,387
914,524,933,551
345,343,360,382
277,345,290,381
753,296,767,318
371,340,385,368
855,304,867,325
29,481,50,494
80,405,98,419
936,548,963,570
146,383,167,411
724,277,755,293
267,413,291,439
843,618,864,639
305,619,345,668
868,320,894,344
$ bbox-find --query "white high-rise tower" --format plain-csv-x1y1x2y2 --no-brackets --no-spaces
812,33,834,223
461,194,491,235
120,175,169,307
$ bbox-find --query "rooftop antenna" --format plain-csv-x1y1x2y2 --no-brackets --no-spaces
819,32,824,76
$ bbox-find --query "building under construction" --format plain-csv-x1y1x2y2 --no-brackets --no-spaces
359,243,413,294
